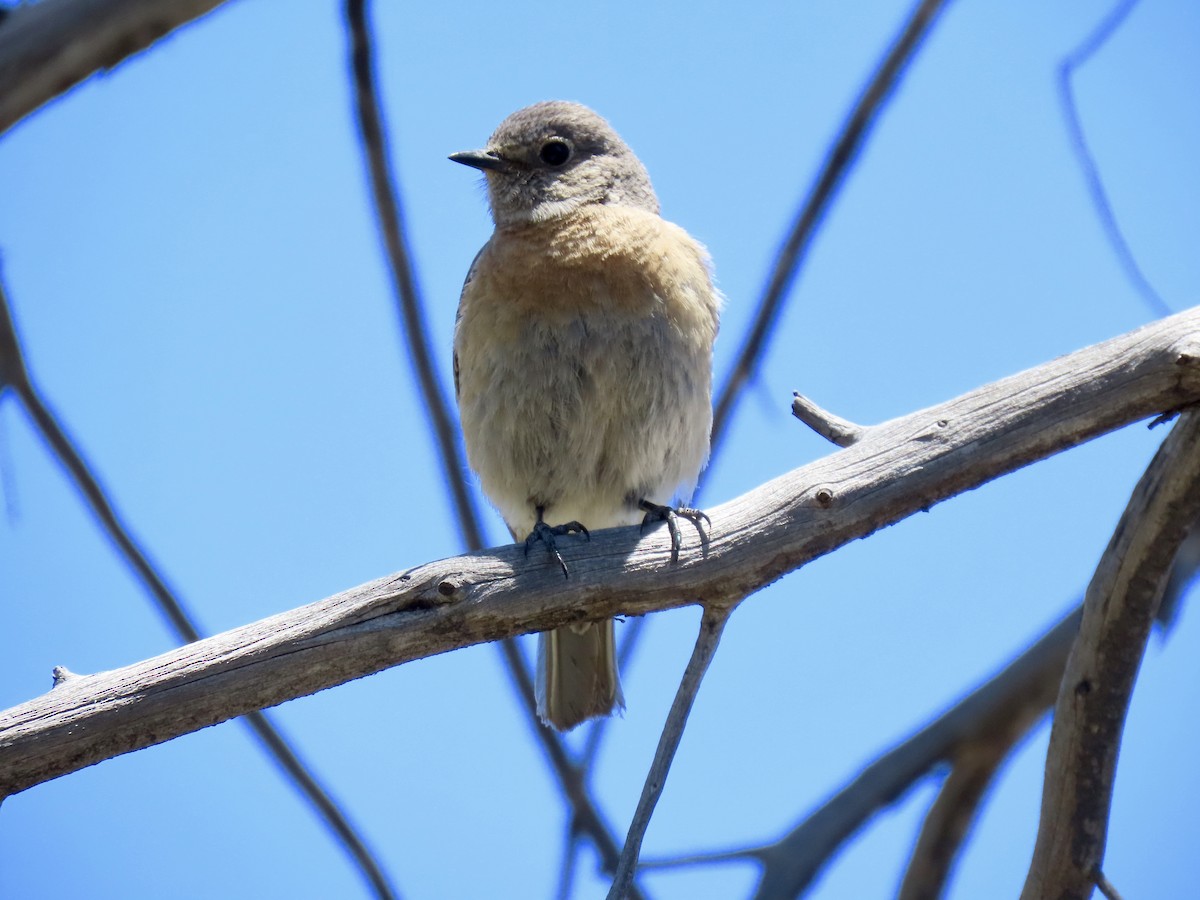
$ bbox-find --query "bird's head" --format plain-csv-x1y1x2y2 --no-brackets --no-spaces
450,101,659,226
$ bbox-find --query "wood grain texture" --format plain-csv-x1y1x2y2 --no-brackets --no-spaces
2,307,1198,799
1022,408,1200,900
0,0,233,135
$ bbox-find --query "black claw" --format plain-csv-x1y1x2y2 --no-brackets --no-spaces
638,500,710,562
675,507,711,529
525,513,588,579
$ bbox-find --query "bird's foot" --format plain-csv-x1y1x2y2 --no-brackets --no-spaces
638,500,710,562
525,512,589,579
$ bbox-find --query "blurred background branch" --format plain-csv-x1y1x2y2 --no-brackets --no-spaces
1057,0,1169,319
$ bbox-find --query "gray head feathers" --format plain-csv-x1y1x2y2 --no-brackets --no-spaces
451,101,660,227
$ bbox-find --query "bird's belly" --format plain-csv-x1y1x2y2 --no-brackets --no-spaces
458,311,711,538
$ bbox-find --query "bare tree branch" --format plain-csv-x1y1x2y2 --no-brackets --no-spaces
0,0,235,136
792,392,869,447
608,606,732,898
1058,0,1170,318
613,9,1174,887
1022,408,1200,899
709,0,953,459
1,306,1196,802
0,272,399,898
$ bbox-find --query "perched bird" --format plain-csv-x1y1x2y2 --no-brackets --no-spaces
450,101,721,731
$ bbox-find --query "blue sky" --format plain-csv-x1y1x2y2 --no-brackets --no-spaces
1,0,1198,897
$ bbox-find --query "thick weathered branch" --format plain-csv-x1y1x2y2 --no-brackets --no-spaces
2,307,1198,799
1021,409,1200,899
0,0,234,136
1157,518,1199,626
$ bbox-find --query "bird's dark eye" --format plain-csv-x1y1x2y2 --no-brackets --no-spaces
539,138,572,167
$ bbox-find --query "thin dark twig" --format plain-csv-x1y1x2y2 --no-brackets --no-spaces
608,606,733,899
1058,0,1170,318
342,2,636,889
0,272,400,900
638,845,765,871
554,826,583,900
708,0,953,462
344,0,486,551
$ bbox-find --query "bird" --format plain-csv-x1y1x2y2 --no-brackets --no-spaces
450,101,721,731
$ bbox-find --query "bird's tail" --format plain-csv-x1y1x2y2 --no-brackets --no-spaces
536,619,625,731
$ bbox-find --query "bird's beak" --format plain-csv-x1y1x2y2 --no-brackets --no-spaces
449,149,507,172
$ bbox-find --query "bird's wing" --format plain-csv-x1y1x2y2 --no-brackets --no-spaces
453,244,488,402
